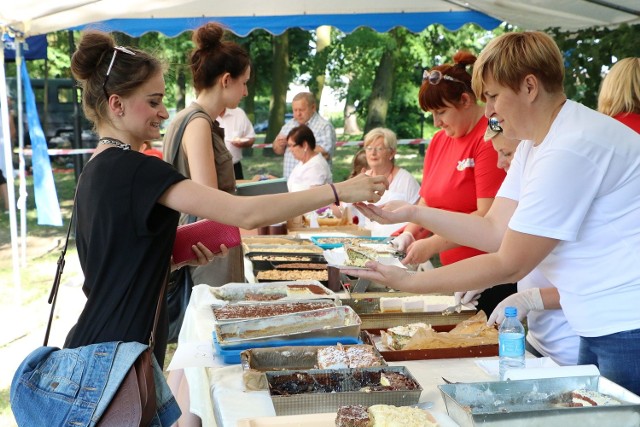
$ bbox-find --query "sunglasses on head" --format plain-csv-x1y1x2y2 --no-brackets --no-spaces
103,46,137,100
422,69,466,86
488,117,503,133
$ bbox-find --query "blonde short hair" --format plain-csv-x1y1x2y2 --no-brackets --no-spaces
472,31,564,102
363,127,398,151
598,57,640,117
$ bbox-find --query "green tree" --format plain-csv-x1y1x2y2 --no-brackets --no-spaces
550,24,640,109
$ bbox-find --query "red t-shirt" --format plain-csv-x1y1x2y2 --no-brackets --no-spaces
614,112,640,134
420,117,506,265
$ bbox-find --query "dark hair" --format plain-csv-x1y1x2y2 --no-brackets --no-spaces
419,51,477,112
190,22,251,93
71,31,163,127
287,124,316,150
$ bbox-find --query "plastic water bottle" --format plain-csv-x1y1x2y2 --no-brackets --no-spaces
498,306,525,380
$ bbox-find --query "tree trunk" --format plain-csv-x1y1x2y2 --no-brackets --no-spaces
311,25,331,106
364,48,394,133
343,81,361,136
264,31,290,153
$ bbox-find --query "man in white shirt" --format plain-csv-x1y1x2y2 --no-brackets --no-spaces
273,92,337,179
217,107,256,179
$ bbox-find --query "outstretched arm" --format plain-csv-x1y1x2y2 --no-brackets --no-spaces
343,228,558,295
159,173,389,230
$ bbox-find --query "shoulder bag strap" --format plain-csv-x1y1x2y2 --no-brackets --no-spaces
43,186,170,350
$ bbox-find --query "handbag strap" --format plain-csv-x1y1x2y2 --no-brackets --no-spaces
44,187,170,351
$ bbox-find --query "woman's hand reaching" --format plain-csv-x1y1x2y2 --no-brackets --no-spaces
171,242,228,271
335,173,389,204
353,200,416,224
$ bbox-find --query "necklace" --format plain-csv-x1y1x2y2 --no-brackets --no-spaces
98,137,131,151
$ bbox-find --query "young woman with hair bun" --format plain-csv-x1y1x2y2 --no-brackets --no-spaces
163,22,250,292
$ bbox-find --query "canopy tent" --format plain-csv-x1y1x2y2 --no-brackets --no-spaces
2,0,639,38
0,0,638,295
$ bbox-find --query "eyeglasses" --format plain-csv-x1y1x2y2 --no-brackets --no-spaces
488,117,503,133
422,69,466,86
103,46,137,100
364,146,389,153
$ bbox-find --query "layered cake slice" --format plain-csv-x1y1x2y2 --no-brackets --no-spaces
344,244,377,267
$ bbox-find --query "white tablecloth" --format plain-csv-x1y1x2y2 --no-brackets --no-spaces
176,285,522,427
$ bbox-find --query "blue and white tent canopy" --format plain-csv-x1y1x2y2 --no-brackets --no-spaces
2,0,638,38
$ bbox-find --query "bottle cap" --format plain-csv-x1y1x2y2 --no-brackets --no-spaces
504,306,517,318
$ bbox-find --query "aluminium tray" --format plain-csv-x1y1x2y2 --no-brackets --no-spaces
439,375,640,427
209,281,338,304
310,235,387,249
211,300,337,323
213,305,361,348
361,329,498,361
249,253,328,271
240,344,386,372
265,366,422,416
342,295,476,330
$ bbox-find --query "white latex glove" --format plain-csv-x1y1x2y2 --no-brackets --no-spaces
391,231,415,252
487,288,545,326
454,289,484,307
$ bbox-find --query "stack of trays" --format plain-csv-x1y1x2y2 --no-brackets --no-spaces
212,306,362,363
265,366,422,415
245,243,332,288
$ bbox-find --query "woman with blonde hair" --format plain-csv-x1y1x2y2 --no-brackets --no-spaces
598,57,640,132
360,127,420,236
348,31,640,394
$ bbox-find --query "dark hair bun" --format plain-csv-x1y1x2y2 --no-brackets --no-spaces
192,22,225,50
452,51,477,68
71,31,114,81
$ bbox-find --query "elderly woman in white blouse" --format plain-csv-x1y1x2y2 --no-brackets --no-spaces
286,124,332,192
333,127,420,236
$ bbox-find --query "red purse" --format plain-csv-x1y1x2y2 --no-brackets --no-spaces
172,219,241,264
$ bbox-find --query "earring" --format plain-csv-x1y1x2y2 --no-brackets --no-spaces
119,111,124,117
389,157,393,160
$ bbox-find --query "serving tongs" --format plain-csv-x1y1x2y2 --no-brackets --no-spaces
441,302,463,316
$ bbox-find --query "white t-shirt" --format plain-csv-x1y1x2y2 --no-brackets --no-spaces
519,269,579,366
287,153,332,192
498,100,640,337
363,168,421,236
217,108,256,164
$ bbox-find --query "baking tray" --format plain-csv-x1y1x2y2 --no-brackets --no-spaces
361,329,498,361
439,375,640,427
342,296,477,330
210,281,338,304
310,236,387,249
240,344,386,372
265,366,422,415
211,300,337,323
249,254,328,271
213,305,361,348
244,244,324,257
214,336,361,365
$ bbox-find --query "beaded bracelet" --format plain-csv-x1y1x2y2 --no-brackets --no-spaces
328,183,340,206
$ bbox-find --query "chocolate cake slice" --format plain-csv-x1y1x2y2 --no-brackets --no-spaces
335,405,370,427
